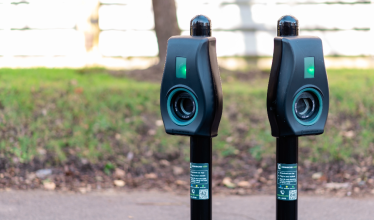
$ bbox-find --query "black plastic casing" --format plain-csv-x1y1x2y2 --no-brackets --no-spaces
160,36,223,137
267,36,329,137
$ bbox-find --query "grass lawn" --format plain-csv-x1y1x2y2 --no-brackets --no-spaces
0,68,373,168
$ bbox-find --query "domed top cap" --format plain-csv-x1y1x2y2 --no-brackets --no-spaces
277,15,299,36
190,15,211,37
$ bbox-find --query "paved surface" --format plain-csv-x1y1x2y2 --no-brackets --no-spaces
0,190,373,220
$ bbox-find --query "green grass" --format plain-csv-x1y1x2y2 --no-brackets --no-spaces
0,68,373,165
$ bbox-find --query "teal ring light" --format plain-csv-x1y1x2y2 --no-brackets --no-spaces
167,88,198,126
292,88,323,126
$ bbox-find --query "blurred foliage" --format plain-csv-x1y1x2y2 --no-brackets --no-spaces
0,68,373,166
104,162,115,175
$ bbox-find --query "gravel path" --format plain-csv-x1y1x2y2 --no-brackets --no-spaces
0,190,373,220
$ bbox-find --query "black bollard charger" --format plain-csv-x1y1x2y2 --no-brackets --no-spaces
266,15,329,220
159,15,222,220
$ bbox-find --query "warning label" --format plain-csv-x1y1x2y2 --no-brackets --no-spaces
190,163,209,200
277,163,297,201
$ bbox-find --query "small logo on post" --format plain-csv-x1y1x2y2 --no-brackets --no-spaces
278,164,281,169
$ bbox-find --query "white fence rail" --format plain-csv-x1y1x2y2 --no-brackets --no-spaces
0,0,372,57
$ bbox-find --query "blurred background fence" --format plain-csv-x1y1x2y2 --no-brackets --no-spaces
0,0,372,68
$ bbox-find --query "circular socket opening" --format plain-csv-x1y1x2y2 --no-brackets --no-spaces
167,88,198,126
292,88,323,126
173,92,196,120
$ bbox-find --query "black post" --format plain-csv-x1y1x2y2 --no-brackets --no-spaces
276,136,298,220
190,136,212,220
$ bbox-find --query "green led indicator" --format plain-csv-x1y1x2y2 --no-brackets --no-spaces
304,57,314,78
176,57,187,79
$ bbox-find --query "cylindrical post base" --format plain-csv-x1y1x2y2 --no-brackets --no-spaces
190,136,212,220
276,136,298,220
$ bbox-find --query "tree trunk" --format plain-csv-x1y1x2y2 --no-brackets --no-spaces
77,0,100,54
152,0,180,66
